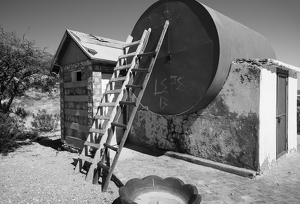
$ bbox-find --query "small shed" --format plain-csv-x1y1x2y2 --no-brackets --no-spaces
52,29,125,149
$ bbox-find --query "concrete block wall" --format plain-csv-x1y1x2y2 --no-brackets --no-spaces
86,64,94,128
60,61,118,149
59,69,65,141
92,71,102,116
61,60,94,148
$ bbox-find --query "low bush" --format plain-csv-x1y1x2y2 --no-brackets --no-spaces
0,112,38,154
31,109,59,132
0,112,20,140
14,107,29,119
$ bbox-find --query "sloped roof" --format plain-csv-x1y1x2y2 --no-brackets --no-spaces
52,29,125,73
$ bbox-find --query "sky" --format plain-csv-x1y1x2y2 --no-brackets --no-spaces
1,0,300,87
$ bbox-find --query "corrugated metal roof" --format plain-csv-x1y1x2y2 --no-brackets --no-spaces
51,29,126,73
67,29,125,61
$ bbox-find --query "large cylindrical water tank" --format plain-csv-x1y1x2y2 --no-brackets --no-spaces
131,0,276,116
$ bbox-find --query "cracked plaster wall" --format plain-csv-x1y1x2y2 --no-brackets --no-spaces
129,60,261,170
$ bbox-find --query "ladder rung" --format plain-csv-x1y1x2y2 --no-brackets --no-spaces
123,40,141,48
104,143,119,152
104,89,122,94
126,84,143,89
111,122,127,129
75,22,169,192
84,141,100,149
114,64,131,71
98,103,116,107
97,162,110,172
119,52,136,60
119,101,136,106
137,51,157,58
89,128,105,135
110,77,126,82
79,155,93,163
94,115,110,120
132,68,149,72
98,21,169,193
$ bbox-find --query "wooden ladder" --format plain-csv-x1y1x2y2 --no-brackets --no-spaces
75,20,169,192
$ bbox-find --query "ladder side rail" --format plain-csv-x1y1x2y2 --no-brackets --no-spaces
95,31,147,133
84,29,151,182
102,21,169,191
97,35,133,130
96,79,133,172
74,35,134,174
95,29,150,147
98,28,152,164
90,29,152,179
93,29,152,184
95,65,139,184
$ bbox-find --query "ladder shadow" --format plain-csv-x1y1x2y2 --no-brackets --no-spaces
71,158,91,173
123,143,166,157
70,143,166,192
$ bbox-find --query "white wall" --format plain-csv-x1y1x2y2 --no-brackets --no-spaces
259,66,277,171
259,64,298,172
288,71,298,152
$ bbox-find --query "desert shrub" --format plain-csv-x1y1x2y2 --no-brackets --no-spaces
14,107,29,119
0,112,38,153
31,109,59,132
0,112,20,138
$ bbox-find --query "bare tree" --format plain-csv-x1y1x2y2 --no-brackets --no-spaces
0,25,57,113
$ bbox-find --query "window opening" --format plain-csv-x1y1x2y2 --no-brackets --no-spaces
71,71,82,82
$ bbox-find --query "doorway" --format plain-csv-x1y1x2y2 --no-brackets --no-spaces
276,69,288,159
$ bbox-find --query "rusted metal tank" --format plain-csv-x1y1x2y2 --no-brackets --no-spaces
130,0,276,116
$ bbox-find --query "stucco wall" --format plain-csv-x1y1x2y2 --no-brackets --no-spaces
130,60,261,170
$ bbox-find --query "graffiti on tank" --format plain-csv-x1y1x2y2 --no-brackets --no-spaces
154,76,184,110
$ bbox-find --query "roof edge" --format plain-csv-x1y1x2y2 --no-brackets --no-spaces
51,30,69,73
51,29,126,73
266,59,300,73
66,29,95,60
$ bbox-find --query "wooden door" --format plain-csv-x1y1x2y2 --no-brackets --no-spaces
276,69,288,158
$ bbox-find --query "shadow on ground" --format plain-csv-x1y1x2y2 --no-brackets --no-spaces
35,136,64,151
124,143,165,157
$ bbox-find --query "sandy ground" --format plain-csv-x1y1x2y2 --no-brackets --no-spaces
1,133,300,204
0,132,120,204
